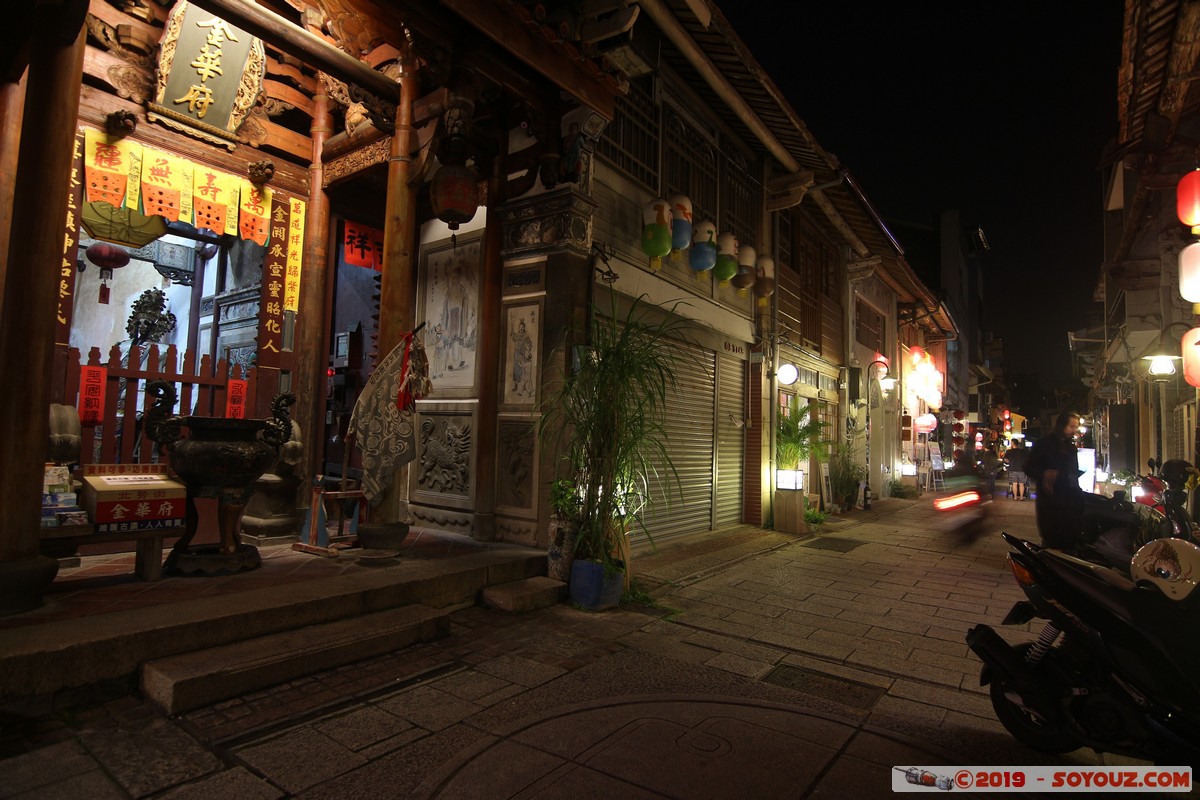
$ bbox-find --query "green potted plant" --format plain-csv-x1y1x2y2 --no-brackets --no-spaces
546,478,581,581
828,442,867,511
774,397,830,533
540,294,689,610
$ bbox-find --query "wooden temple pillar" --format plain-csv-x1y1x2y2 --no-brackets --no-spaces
372,55,420,523
293,84,334,490
0,8,86,613
0,73,25,306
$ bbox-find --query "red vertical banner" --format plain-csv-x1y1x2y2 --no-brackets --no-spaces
78,365,107,423
224,378,247,418
257,196,289,371
57,133,84,345
343,220,384,270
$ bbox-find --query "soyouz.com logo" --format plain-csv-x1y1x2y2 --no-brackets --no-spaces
892,766,1192,792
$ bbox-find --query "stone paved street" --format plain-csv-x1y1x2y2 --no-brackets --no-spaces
3,497,1196,799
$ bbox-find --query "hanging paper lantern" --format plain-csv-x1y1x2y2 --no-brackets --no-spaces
1178,169,1200,232
1180,242,1200,303
668,193,692,253
689,220,717,272
714,232,738,283
913,413,938,434
641,198,671,270
953,422,964,433
1183,328,1200,387
731,243,756,291
952,435,964,445
753,254,775,303
85,242,131,270
429,162,479,230
953,409,965,420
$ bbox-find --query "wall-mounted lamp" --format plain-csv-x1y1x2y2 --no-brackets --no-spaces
776,362,798,386
590,241,619,284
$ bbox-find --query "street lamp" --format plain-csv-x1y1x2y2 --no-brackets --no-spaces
863,359,891,510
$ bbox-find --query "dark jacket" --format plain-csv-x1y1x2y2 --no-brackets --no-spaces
1026,431,1084,549
1004,447,1027,473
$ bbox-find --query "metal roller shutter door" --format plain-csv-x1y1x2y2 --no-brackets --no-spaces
635,340,716,544
715,354,745,528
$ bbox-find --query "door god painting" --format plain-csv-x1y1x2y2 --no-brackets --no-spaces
502,302,540,408
421,236,480,391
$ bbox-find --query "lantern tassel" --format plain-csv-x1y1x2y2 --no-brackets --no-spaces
649,256,662,272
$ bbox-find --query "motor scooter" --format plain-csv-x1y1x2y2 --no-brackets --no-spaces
966,533,1200,765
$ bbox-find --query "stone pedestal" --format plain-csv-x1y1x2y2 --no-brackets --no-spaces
240,473,302,546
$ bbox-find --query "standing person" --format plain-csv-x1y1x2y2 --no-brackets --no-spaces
1005,441,1029,499
1025,411,1084,550
980,446,1001,500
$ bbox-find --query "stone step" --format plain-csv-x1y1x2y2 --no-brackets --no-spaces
141,604,450,715
482,576,566,613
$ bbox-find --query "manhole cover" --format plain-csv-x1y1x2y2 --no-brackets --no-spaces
762,664,885,710
800,536,866,553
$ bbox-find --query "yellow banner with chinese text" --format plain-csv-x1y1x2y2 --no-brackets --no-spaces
284,197,305,311
83,129,143,210
239,179,272,245
192,166,240,236
141,147,193,222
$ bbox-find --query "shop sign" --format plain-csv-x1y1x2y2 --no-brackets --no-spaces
78,365,108,424
147,1,266,150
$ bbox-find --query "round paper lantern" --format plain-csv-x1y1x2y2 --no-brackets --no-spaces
1178,169,1200,232
953,422,964,433
641,198,672,270
714,233,738,283
953,409,965,420
429,163,479,230
913,413,938,434
1180,242,1200,303
85,242,130,270
1183,327,1200,387
731,243,756,291
668,193,692,252
753,254,775,303
689,221,717,272
952,435,964,446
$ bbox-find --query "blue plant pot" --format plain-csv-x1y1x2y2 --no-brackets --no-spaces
569,558,625,610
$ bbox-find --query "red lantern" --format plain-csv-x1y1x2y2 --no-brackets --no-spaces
953,409,965,420
429,163,479,230
1178,169,1200,232
952,422,964,433
952,435,964,445
1183,327,1200,387
85,242,130,270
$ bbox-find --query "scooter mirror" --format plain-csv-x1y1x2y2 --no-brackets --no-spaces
1130,538,1200,601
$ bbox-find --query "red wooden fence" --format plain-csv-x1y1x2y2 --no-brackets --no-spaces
57,343,257,468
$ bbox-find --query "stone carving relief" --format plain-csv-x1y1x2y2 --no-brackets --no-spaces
501,189,597,258
417,416,472,495
497,421,535,510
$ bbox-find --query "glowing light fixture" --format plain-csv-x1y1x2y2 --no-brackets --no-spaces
776,363,798,386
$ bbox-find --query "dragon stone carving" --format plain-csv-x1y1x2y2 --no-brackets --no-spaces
418,417,471,494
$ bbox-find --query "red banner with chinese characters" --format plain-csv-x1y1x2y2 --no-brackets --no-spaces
343,220,383,270
57,133,84,346
78,365,107,424
224,378,247,418
256,195,289,372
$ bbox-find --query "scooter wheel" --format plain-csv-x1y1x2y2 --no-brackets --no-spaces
988,646,1081,754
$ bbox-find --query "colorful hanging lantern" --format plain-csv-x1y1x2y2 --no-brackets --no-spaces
668,193,692,253
429,162,479,230
1178,169,1200,233
913,413,938,434
1183,328,1200,387
753,254,775,304
731,243,756,291
86,242,130,304
689,220,717,272
641,198,672,271
714,232,738,283
1180,242,1200,303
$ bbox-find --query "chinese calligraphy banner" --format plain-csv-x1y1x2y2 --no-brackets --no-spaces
147,1,265,149
256,195,290,370
83,129,142,210
285,197,306,311
141,147,193,222
58,133,85,345
77,365,108,424
343,220,384,270
192,166,240,236
239,179,272,245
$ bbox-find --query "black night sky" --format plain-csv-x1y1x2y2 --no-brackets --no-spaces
717,1,1124,409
